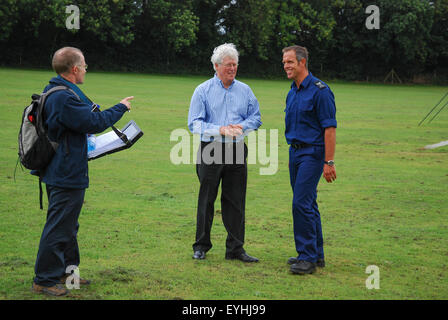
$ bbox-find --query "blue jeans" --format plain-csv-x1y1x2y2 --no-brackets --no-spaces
34,185,85,287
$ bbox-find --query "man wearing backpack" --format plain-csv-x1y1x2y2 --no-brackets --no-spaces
32,47,133,296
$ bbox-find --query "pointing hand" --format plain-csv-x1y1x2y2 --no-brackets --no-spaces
120,96,134,110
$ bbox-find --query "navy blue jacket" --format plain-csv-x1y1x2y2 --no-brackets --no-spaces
41,76,128,189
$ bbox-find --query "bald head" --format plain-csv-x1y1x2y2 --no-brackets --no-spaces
52,47,84,75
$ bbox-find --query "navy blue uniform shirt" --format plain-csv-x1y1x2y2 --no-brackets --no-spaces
41,76,128,189
284,73,337,146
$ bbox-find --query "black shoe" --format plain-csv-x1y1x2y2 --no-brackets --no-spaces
290,260,316,275
316,259,325,268
226,252,259,263
288,257,325,268
193,250,205,260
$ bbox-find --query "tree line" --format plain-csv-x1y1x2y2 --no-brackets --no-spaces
0,0,447,83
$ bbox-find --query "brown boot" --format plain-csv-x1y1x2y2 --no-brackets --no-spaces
60,274,91,285
32,282,70,296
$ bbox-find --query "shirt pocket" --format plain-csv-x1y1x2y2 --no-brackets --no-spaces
232,96,248,118
297,99,314,125
298,99,314,112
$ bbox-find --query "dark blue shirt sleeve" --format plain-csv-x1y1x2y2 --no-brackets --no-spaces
59,95,128,134
315,88,337,129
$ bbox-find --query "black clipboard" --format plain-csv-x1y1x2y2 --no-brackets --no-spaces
88,120,143,161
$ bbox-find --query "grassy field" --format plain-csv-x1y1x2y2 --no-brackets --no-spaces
0,68,447,300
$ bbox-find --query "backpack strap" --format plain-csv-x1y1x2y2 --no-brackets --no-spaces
39,176,44,210
36,86,77,210
39,86,79,110
36,86,79,135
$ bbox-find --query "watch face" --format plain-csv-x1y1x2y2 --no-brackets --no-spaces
327,160,334,166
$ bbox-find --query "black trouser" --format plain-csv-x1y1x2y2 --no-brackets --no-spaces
193,141,248,256
34,185,85,287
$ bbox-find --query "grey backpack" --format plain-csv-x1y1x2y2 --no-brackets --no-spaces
18,86,75,170
18,86,79,209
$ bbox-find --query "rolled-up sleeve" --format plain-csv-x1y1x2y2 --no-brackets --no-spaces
316,89,337,129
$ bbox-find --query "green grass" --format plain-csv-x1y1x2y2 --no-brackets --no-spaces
0,68,447,300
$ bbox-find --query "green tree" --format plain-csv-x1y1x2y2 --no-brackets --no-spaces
167,8,199,53
428,0,448,77
273,0,335,49
1,0,138,45
133,0,199,67
75,0,139,45
269,0,336,74
328,0,435,79
213,0,336,75
215,0,274,60
327,0,374,79
0,0,445,80
0,0,139,67
376,0,434,76
0,0,19,41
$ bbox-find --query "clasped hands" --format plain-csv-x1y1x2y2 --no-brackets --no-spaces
219,124,243,137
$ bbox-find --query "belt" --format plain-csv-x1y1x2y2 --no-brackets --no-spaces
291,143,311,149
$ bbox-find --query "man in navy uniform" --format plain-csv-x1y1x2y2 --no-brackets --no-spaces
282,45,337,275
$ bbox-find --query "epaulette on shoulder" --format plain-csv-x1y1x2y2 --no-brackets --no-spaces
314,81,326,89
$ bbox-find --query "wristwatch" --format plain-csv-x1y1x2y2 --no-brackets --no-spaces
324,160,335,166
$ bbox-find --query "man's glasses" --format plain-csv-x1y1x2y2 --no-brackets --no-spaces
222,63,238,69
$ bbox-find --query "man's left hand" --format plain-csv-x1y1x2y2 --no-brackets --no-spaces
220,124,243,137
229,124,243,135
323,164,336,183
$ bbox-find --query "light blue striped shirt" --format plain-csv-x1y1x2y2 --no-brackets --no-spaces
188,74,262,142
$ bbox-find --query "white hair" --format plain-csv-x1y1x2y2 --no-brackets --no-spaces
211,43,239,71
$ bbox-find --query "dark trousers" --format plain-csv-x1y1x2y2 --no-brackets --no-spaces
193,141,248,256
34,185,85,287
289,145,325,263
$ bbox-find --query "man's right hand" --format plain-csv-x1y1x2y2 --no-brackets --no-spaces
220,124,243,137
120,96,134,110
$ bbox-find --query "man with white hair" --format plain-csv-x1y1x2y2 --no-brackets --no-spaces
188,43,262,262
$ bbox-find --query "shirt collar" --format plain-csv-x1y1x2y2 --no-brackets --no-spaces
56,75,92,104
214,73,235,89
290,72,313,91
